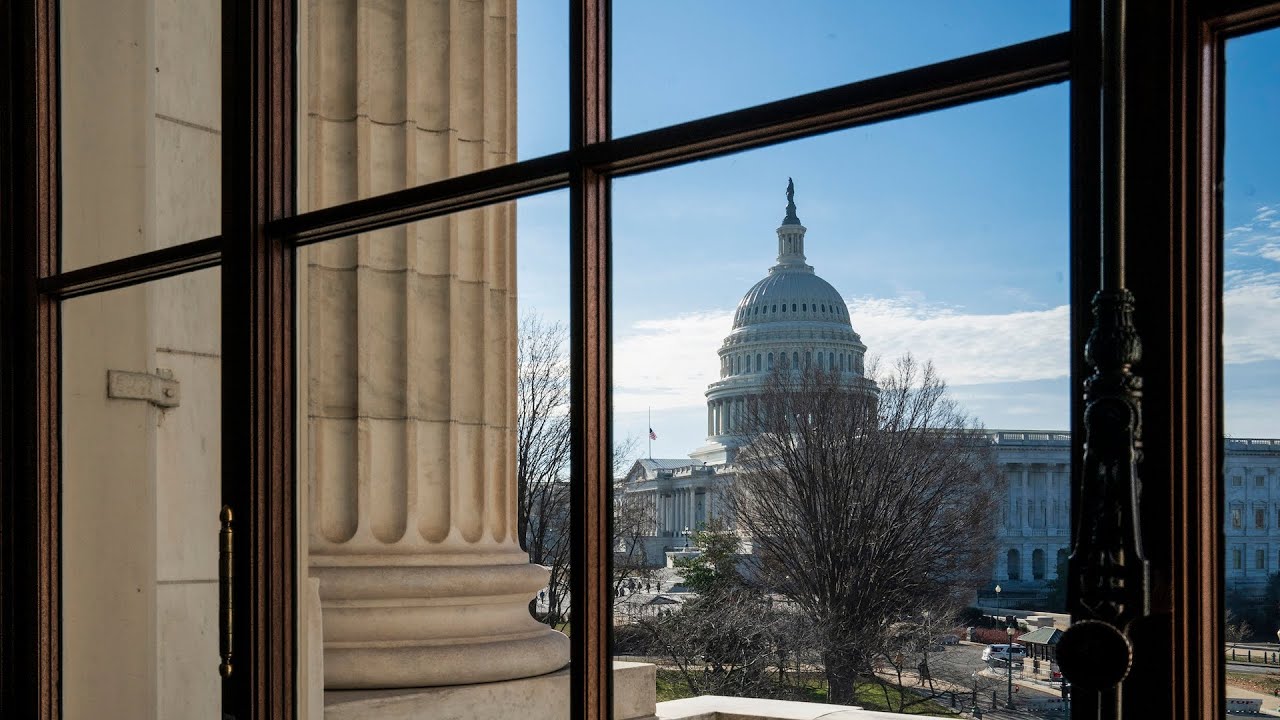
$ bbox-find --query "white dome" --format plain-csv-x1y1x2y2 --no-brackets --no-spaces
732,268,852,330
696,180,875,460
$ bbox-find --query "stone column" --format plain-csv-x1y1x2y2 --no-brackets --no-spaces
304,0,567,690
1021,468,1031,529
678,489,686,531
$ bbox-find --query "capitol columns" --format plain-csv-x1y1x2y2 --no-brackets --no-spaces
302,0,568,689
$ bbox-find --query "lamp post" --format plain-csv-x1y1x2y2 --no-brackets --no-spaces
994,584,1002,628
683,526,690,549
1006,624,1016,709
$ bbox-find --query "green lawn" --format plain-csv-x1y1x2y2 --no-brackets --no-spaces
1226,670,1280,696
652,669,959,716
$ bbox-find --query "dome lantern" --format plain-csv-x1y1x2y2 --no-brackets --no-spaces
776,178,809,268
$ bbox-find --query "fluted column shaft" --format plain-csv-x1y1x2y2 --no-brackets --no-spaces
304,0,567,690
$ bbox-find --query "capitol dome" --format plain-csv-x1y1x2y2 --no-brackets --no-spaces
690,179,877,465
732,270,852,330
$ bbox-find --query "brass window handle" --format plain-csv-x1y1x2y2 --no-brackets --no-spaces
219,505,233,678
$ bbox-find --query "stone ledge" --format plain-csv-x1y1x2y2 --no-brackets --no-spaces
325,661,656,720
656,695,945,720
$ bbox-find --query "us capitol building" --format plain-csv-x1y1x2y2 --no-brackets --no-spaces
622,181,1280,600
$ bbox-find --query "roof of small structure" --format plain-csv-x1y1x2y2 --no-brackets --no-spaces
637,458,696,471
1017,627,1064,646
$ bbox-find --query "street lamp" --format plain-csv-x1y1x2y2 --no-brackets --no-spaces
683,526,690,549
1006,624,1016,709
994,584,1002,613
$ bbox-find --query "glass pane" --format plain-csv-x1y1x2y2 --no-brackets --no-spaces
297,0,567,212
300,195,574,716
612,86,1070,714
612,1,1068,138
62,269,220,718
60,0,221,271
1221,27,1280,700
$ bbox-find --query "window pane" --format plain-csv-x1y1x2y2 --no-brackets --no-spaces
300,196,576,715
297,0,566,213
60,0,221,271
612,87,1069,712
612,1,1067,138
62,270,220,718
1221,28,1280,672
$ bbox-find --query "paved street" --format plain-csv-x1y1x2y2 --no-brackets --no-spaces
886,642,1067,718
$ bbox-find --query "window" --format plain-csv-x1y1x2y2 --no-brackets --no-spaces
1257,508,1267,530
1233,506,1244,529
1257,476,1267,488
1258,549,1267,570
1007,549,1021,581
1234,548,1244,570
4,1,1271,718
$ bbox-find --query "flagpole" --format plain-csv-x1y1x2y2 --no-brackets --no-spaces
648,407,652,460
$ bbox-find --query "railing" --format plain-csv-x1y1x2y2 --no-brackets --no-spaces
1225,437,1280,452
1227,643,1280,665
990,431,1072,445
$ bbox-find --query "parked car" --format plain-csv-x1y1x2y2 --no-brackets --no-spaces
936,634,960,646
981,643,1026,662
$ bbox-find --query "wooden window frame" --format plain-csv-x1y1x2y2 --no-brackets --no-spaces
2,0,1280,718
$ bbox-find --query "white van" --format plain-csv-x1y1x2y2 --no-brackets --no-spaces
981,643,1026,662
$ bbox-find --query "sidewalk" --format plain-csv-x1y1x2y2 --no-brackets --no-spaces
974,668,1063,698
1225,682,1280,717
873,668,1045,719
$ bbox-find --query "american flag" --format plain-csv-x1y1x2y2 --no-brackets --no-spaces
649,428,657,441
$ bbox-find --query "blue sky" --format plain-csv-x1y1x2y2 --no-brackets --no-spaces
514,8,1280,461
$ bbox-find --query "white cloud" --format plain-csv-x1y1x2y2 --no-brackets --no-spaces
613,262,1280,416
847,298,1069,386
1226,203,1280,261
1224,272,1280,364
612,298,1070,413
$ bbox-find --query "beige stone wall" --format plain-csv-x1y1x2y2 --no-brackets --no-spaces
60,0,221,718
63,0,563,715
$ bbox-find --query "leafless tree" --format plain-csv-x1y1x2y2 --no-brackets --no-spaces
517,312,655,626
517,313,573,627
729,354,999,705
613,454,659,602
639,523,812,699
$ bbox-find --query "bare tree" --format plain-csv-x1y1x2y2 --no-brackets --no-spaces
729,354,999,704
640,523,806,699
613,449,659,601
518,313,572,627
518,312,656,626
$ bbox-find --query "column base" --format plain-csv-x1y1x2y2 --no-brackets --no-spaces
312,561,569,689
324,662,658,720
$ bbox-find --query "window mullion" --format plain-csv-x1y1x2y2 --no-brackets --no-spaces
569,1,611,719
220,0,296,717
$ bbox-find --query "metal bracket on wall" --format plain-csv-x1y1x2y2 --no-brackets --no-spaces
106,369,181,408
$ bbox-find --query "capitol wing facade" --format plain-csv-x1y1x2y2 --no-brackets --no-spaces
623,182,1280,602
